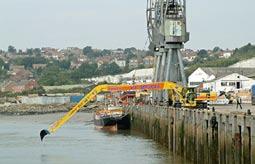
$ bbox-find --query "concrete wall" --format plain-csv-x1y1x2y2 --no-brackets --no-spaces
125,106,255,164
21,96,70,105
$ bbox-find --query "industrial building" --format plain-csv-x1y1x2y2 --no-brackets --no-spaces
188,67,255,93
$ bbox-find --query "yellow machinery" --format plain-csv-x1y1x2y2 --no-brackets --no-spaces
40,81,217,141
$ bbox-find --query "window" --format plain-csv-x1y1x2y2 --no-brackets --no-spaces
189,82,201,86
229,82,236,86
221,82,227,86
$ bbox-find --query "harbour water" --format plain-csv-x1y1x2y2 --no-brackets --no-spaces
0,113,189,164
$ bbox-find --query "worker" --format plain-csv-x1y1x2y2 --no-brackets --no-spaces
236,96,242,110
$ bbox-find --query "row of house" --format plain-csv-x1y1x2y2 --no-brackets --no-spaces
114,56,154,69
1,66,39,93
182,49,234,62
2,80,38,93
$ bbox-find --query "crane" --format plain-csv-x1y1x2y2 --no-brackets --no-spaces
40,81,216,141
147,0,189,102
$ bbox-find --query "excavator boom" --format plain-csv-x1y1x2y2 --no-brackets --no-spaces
40,82,183,141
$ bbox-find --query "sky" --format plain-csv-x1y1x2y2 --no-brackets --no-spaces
0,0,254,51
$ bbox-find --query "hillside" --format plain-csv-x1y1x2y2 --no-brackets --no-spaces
186,43,255,76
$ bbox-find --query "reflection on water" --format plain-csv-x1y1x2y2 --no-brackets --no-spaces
0,113,189,164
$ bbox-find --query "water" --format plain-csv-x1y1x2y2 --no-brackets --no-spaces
0,113,188,164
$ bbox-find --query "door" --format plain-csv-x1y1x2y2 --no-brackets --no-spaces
236,82,241,89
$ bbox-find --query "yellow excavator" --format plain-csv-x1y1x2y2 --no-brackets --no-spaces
40,81,217,141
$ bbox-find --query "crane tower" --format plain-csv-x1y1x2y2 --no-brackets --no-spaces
147,0,189,101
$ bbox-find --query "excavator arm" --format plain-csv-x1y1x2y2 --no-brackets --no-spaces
40,82,182,141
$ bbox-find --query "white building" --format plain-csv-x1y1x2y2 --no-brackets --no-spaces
220,51,233,59
114,58,126,68
188,67,255,93
203,73,255,92
188,68,215,87
86,68,153,84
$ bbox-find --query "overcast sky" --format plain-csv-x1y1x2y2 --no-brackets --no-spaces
0,0,254,50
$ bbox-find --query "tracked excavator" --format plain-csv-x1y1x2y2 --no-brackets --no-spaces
40,81,217,141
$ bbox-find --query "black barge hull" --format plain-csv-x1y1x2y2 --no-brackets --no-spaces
94,114,130,131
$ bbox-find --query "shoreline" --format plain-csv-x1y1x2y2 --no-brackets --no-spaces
0,103,97,116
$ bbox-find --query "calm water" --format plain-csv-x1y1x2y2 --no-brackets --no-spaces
0,113,188,164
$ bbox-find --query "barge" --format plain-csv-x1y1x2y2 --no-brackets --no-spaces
93,106,130,131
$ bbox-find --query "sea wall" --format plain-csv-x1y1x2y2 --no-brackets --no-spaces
125,105,255,164
20,96,70,105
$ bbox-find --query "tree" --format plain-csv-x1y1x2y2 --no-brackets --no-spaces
39,65,74,86
101,49,111,56
13,57,47,68
82,46,103,58
83,46,93,55
0,59,7,81
8,45,16,54
197,49,209,58
213,46,221,53
71,63,98,81
0,58,4,68
97,63,122,76
33,48,41,55
124,47,137,55
26,49,33,55
53,60,71,70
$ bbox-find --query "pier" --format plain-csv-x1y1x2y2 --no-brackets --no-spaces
126,105,255,164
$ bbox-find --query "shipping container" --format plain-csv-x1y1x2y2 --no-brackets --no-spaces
70,95,84,103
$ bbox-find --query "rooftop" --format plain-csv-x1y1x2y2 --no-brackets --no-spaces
201,67,255,78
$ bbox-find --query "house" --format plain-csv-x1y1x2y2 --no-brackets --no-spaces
129,58,139,69
32,64,47,69
2,79,39,93
9,69,33,82
10,65,25,71
143,56,154,68
70,61,83,69
97,60,104,68
41,47,65,60
219,50,233,59
77,55,87,62
96,56,112,65
188,67,255,93
114,58,126,68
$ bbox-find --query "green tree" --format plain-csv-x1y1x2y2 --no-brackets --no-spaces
83,46,93,55
26,48,33,55
101,49,111,56
33,48,41,55
13,57,47,69
71,63,98,81
97,63,122,76
213,46,221,53
39,65,74,86
82,46,103,58
0,59,7,81
124,47,136,55
51,60,71,70
197,49,209,58
8,45,16,54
